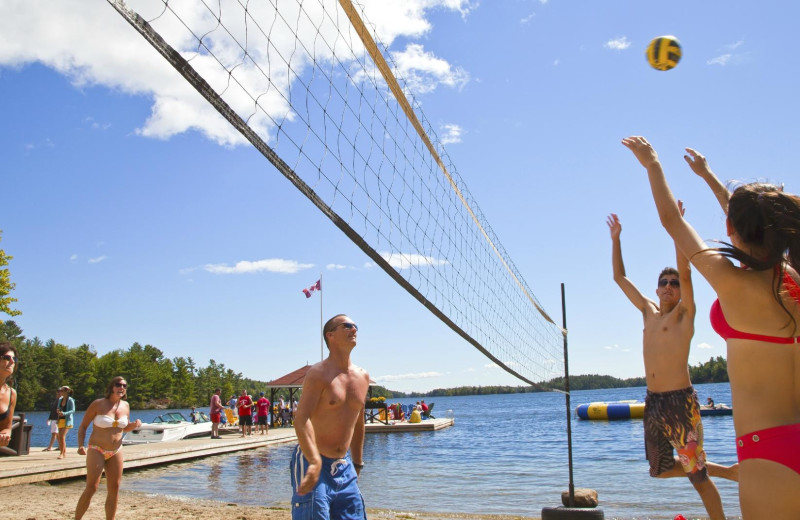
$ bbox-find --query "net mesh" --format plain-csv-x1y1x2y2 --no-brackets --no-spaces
108,0,565,385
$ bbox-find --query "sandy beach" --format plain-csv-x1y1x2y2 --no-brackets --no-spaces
8,481,539,520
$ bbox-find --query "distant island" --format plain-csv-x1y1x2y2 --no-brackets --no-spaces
1,319,728,410
373,356,729,398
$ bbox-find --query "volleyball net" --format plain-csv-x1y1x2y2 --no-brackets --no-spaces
107,0,565,386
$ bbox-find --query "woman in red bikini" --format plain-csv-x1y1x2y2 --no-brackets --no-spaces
623,136,800,519
75,376,142,520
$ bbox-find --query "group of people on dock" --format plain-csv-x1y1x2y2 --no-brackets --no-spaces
612,137,800,519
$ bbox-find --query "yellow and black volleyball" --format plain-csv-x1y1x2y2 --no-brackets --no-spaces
646,35,682,71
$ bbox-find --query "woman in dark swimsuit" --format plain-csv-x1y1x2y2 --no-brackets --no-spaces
0,342,19,449
623,136,800,519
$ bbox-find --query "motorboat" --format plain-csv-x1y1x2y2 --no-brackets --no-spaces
699,404,733,417
122,412,213,444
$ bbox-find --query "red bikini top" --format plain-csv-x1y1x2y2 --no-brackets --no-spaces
710,271,800,344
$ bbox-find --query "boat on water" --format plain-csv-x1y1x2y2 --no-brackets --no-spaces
576,400,733,420
699,404,733,416
122,412,213,444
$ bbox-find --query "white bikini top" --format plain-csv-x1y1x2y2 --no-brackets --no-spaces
94,414,129,429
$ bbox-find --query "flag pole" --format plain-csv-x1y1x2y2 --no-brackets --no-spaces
319,272,323,361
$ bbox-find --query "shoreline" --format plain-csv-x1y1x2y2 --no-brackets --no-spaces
9,481,541,520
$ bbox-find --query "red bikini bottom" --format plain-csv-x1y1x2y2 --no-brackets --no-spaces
736,423,800,475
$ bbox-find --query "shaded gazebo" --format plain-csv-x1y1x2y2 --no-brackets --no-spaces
265,364,379,426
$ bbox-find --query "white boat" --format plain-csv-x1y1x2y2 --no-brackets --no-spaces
122,412,213,445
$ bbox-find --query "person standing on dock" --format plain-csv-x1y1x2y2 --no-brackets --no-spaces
209,388,223,439
290,313,369,519
608,210,737,520
256,392,270,435
237,388,254,437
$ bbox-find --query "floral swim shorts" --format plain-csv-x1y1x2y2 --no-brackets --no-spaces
644,386,708,483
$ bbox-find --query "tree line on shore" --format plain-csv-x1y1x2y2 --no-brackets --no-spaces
376,356,728,398
1,320,269,412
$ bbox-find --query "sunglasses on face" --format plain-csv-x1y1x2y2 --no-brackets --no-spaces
115,382,128,388
1,354,17,364
339,322,358,331
658,279,680,288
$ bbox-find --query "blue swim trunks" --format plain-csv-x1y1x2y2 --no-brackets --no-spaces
290,445,366,520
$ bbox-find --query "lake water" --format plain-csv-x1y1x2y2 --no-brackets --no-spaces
20,382,741,519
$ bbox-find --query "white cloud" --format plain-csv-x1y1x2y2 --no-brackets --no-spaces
440,123,463,145
605,36,631,51
374,371,445,382
0,1,470,148
69,254,78,262
707,54,732,66
725,40,745,50
326,264,349,270
520,13,536,24
696,342,715,350
708,41,750,66
202,258,313,275
390,43,469,95
603,344,631,353
380,252,448,270
88,255,107,264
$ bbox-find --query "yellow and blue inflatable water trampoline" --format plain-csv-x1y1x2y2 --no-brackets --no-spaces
576,400,644,420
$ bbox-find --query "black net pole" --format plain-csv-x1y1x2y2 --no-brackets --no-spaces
562,282,575,507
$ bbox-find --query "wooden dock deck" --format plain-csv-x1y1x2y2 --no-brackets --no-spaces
365,417,454,433
0,418,454,487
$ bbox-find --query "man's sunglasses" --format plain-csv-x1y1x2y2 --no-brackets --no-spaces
1,354,17,364
658,279,680,288
338,322,358,331
114,382,128,388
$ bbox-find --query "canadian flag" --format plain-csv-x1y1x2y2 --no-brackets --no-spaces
302,279,321,298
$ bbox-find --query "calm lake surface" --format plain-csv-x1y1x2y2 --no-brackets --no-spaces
22,382,741,519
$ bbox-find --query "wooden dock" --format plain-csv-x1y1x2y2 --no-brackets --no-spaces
0,418,453,487
365,417,454,433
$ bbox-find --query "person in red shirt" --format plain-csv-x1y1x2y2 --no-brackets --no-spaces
236,389,254,437
420,400,429,413
256,392,270,435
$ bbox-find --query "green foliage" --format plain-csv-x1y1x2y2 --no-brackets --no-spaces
7,322,268,411
689,356,729,383
0,230,21,317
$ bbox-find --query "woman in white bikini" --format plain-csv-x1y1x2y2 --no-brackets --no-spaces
75,376,141,520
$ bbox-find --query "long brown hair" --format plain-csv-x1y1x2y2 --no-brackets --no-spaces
715,183,800,332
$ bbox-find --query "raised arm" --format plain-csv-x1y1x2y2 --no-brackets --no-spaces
608,213,651,312
675,201,695,316
684,148,730,215
293,369,325,495
622,136,736,290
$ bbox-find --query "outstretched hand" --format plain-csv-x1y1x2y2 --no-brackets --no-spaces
621,136,659,169
606,213,622,240
684,148,712,177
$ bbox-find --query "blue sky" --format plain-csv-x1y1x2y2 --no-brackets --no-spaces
2,1,798,392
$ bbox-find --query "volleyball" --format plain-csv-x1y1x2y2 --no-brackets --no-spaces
646,35,682,71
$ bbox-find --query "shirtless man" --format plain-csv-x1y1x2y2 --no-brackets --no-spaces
608,208,736,520
290,314,370,519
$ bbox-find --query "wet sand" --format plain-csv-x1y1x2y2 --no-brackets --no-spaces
9,481,539,520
